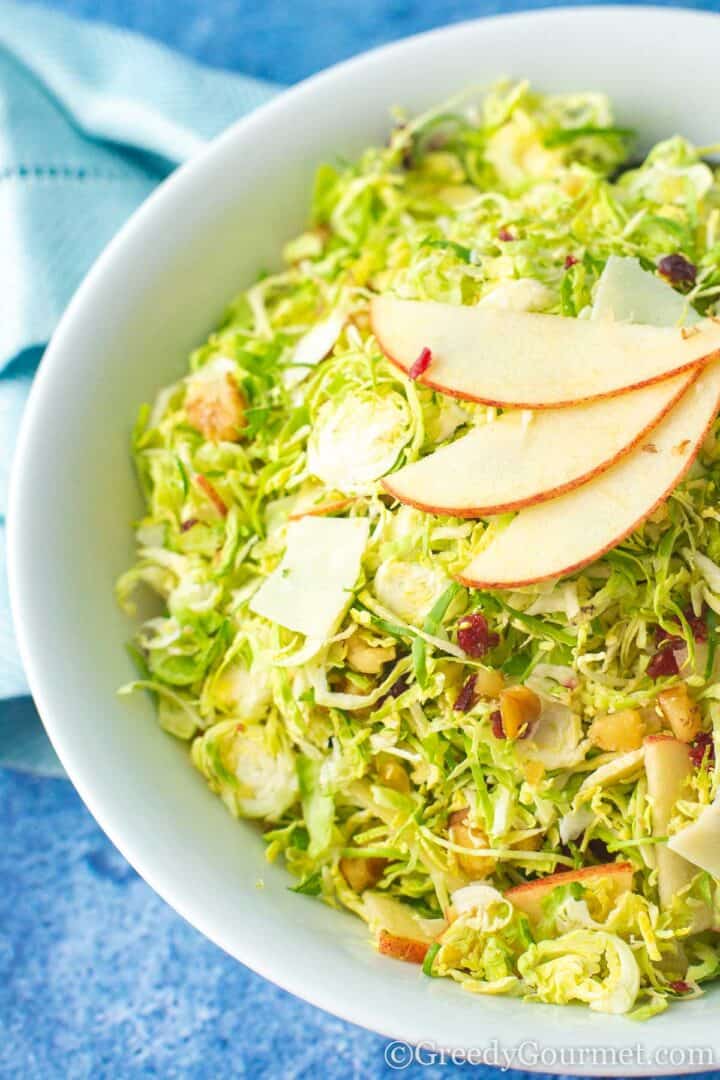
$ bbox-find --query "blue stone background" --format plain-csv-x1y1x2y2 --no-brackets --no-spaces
4,1,720,1076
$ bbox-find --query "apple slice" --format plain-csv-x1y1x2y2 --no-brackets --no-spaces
377,930,429,964
459,361,720,589
506,863,633,925
363,891,445,939
364,892,443,964
645,735,694,908
383,371,694,517
645,735,713,931
371,295,720,408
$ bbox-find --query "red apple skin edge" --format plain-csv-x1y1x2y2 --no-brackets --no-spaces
456,381,720,590
377,930,429,964
505,862,634,903
288,498,354,521
381,369,699,518
644,734,689,745
370,306,720,410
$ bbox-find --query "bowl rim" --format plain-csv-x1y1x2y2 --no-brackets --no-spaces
9,7,720,1070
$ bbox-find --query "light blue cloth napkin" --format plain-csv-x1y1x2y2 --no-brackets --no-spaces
0,0,277,774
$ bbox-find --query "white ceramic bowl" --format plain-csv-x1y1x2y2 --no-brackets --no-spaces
10,8,720,1072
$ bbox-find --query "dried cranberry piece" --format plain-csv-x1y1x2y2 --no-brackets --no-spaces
689,732,715,769
408,347,432,380
453,674,478,713
647,647,680,679
657,254,697,286
656,606,707,647
669,980,691,994
654,627,684,651
376,675,410,708
457,613,499,658
389,675,410,699
564,254,579,269
498,227,515,242
491,710,505,739
685,607,708,642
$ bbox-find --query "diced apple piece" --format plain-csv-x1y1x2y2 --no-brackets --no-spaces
339,856,386,892
383,371,694,516
371,295,720,408
185,364,247,442
448,809,496,878
668,799,720,878
588,709,646,753
645,735,713,929
459,361,720,588
506,863,634,925
657,684,702,743
377,930,429,964
499,686,542,739
375,754,411,793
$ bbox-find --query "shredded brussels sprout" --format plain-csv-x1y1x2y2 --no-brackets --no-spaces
118,81,720,1017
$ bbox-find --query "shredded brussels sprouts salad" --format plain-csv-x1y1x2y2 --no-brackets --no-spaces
118,81,720,1019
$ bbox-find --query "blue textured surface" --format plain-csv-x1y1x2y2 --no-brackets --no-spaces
22,0,720,85
0,770,407,1078
5,1,720,1076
